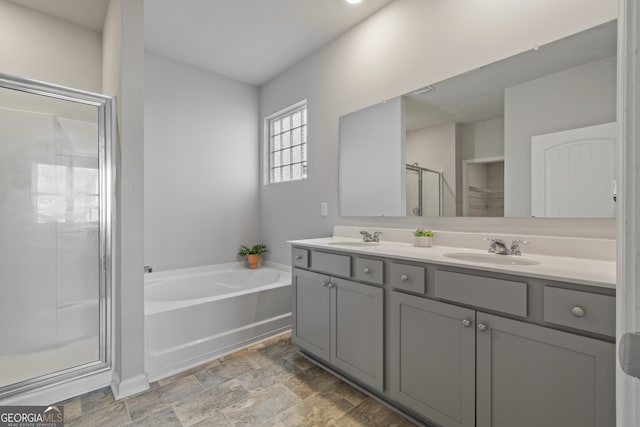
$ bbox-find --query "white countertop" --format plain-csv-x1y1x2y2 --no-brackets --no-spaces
288,236,616,289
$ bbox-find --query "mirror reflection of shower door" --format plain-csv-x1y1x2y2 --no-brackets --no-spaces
0,75,113,397
422,169,441,217
406,164,442,217
406,168,421,216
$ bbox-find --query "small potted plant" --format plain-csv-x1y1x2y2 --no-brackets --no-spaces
238,244,268,269
413,229,434,248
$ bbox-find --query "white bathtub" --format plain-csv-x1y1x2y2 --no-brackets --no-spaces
144,263,292,381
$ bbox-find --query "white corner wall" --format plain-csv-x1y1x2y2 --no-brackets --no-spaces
0,0,102,92
144,51,260,272
259,0,618,264
103,0,148,398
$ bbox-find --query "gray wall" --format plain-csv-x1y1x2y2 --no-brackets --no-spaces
340,97,405,216
144,51,260,272
0,0,102,92
504,56,617,216
406,123,457,216
259,0,618,265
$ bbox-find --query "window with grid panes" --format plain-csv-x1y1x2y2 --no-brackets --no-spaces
268,103,307,183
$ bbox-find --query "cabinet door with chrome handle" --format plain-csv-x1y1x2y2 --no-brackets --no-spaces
476,312,614,427
291,268,331,362
390,291,475,427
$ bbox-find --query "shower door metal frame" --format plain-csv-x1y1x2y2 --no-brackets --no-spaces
406,164,443,217
0,73,115,399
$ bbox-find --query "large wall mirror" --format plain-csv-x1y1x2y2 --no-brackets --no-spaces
339,20,616,218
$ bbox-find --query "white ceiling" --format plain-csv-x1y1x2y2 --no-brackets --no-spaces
8,0,394,86
7,0,109,31
144,0,395,86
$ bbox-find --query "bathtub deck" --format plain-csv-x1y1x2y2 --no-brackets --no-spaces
58,333,416,426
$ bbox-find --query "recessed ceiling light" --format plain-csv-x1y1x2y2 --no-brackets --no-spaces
346,0,363,4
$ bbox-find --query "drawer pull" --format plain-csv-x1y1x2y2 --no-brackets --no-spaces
322,281,330,287
571,306,586,317
328,283,336,288
400,274,409,282
363,267,371,274
295,255,303,261
477,323,488,332
461,319,472,328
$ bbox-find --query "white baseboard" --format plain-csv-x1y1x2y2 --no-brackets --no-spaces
110,372,149,400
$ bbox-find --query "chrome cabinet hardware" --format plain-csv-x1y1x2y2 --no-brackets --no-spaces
400,274,408,282
571,306,586,317
462,319,472,327
477,323,488,332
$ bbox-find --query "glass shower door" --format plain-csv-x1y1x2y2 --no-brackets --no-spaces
0,75,113,397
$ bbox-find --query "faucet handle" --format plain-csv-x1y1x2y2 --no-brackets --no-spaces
372,231,382,242
509,239,528,256
482,237,503,243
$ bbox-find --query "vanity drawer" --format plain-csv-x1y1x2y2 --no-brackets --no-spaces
434,270,527,317
354,257,384,285
543,287,615,337
292,248,309,268
390,263,425,294
310,251,351,278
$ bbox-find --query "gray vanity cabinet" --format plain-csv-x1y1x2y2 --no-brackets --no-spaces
476,312,615,427
391,290,615,427
292,268,332,362
292,267,384,391
331,277,384,391
390,291,476,427
291,245,615,427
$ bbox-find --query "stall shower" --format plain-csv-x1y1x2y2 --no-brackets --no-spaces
0,74,114,400
406,163,443,217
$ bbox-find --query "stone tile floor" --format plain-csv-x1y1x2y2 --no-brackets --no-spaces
58,333,418,426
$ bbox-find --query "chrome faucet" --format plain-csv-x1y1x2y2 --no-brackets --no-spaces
360,230,382,243
485,238,509,255
484,238,528,255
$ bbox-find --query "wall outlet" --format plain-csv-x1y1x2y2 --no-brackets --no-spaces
320,202,328,217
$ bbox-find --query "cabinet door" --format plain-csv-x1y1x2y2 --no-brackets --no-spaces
331,277,384,391
390,291,476,427
476,313,615,427
292,268,331,362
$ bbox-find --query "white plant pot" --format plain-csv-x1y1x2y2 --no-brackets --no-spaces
414,236,433,248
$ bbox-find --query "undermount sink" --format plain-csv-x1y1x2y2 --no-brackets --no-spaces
328,241,379,247
443,252,540,266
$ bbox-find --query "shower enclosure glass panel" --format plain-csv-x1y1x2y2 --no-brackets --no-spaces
0,75,113,397
406,164,442,217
